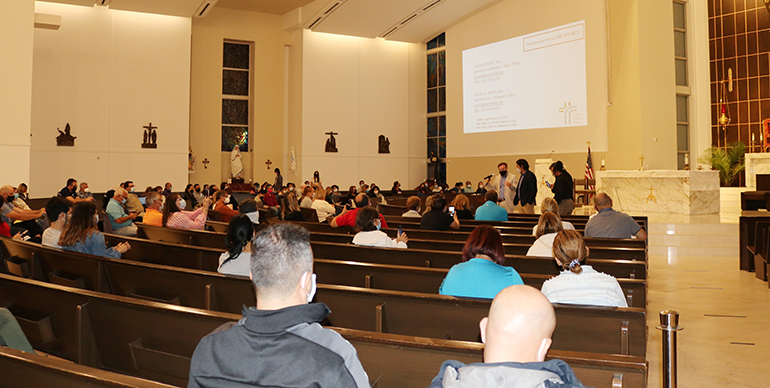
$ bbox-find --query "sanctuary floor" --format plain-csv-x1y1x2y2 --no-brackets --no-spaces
572,190,769,388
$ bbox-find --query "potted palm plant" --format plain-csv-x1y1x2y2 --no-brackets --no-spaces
698,141,746,186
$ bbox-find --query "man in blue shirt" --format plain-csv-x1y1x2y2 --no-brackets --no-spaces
474,190,509,222
106,188,138,236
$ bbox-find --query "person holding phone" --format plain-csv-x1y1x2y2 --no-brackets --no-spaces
420,194,460,231
352,207,407,248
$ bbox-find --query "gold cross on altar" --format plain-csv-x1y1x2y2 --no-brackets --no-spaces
646,186,657,203
639,154,646,171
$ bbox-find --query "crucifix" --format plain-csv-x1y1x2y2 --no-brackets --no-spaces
639,154,646,171
142,122,158,149
202,158,210,169
325,131,339,153
265,159,272,170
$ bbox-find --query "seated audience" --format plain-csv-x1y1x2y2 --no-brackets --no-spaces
475,181,487,194
439,225,523,299
122,181,144,218
311,188,336,222
217,215,253,277
584,193,647,240
449,194,474,220
420,194,460,231
345,186,358,206
106,188,138,236
142,191,164,227
448,181,463,193
182,184,199,209
368,184,387,205
531,197,575,235
300,186,314,208
526,212,564,257
60,202,130,258
463,181,475,194
390,181,402,195
224,187,238,211
0,185,45,241
352,207,408,249
474,190,508,222
401,196,422,218
282,192,305,221
428,285,588,388
238,198,260,226
59,178,94,204
189,224,369,388
541,230,628,307
0,308,37,354
12,184,30,210
261,185,280,218
162,182,173,197
42,196,71,249
331,194,388,228
213,190,239,223
78,182,93,200
163,193,212,230
192,183,205,203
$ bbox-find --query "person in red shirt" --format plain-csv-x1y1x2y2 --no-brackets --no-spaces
330,194,388,228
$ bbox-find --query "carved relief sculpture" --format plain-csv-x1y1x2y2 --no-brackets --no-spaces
56,123,76,147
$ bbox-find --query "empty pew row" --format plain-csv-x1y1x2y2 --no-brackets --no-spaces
0,274,646,388
0,346,175,388
0,237,646,309
0,238,646,356
138,223,647,261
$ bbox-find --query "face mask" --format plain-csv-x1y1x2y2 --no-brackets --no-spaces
467,185,471,189
373,190,379,195
93,214,99,224
178,199,186,209
375,220,382,230
304,272,317,303
13,193,19,200
65,213,71,223
195,188,200,193
159,203,164,212
121,198,127,204
500,170,507,176
129,187,135,193
479,184,483,188
289,187,294,192
84,188,91,193
168,187,173,192
224,196,230,204
333,188,338,193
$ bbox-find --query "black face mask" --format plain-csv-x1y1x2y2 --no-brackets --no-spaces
500,170,508,177
195,188,200,193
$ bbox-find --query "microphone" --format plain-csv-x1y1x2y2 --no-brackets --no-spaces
546,149,555,159
484,174,493,180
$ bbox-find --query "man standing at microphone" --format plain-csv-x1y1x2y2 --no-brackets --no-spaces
484,162,517,213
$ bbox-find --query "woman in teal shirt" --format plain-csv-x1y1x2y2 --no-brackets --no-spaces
439,225,524,298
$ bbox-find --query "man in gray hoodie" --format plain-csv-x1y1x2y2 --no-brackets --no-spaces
427,285,587,388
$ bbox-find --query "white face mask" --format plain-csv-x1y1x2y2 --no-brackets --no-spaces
84,187,91,193
304,272,317,303
129,187,135,193
289,187,294,192
224,196,231,204
177,199,186,209
93,214,99,224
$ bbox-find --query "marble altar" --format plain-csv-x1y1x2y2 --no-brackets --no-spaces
745,153,770,189
596,170,720,215
534,158,554,207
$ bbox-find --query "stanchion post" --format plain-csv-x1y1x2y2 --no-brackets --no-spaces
656,310,683,388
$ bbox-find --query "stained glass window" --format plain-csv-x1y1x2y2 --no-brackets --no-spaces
223,43,250,69
222,41,252,152
426,33,447,183
222,126,248,152
223,70,249,96
222,99,248,125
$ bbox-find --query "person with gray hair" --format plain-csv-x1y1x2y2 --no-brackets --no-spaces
584,193,647,241
106,188,138,236
188,224,369,388
142,191,164,227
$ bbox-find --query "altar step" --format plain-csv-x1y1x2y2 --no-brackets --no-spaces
647,222,738,257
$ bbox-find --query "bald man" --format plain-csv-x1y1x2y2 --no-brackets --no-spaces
428,285,587,387
584,193,647,241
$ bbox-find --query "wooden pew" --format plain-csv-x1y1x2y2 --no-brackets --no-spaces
0,346,175,388
103,233,223,272
310,241,647,279
0,274,646,388
739,212,770,271
136,222,228,250
0,236,646,311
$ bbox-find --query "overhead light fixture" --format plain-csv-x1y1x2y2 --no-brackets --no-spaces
305,0,347,30
380,0,445,38
194,0,219,18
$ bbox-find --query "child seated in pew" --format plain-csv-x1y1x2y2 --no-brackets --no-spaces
428,285,587,388
439,225,523,299
218,215,253,277
352,207,408,249
59,202,130,259
526,212,564,257
531,197,575,235
540,230,628,307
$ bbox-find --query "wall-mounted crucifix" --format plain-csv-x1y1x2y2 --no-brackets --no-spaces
265,159,272,170
202,158,210,169
142,122,157,149
325,131,338,153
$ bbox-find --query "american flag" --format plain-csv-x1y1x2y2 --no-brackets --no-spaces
585,146,595,200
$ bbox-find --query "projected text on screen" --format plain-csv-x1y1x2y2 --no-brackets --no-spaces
463,21,588,134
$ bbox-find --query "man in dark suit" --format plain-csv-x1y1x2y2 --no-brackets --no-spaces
513,159,537,214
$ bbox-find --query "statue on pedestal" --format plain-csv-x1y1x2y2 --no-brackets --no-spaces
230,145,243,179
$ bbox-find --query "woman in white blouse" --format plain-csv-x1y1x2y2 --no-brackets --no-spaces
526,211,564,256
352,207,408,248
540,230,628,307
311,187,336,222
531,197,575,235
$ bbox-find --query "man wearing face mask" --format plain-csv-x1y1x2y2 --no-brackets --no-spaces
484,162,517,213
142,191,164,227
513,159,537,214
106,188,138,236
59,178,94,204
77,182,93,200
123,181,145,218
42,196,72,249
189,224,369,388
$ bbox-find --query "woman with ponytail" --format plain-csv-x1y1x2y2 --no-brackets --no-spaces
217,215,254,276
540,230,628,307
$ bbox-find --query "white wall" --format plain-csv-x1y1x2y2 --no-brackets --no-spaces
30,2,191,196
298,30,425,189
0,0,35,187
